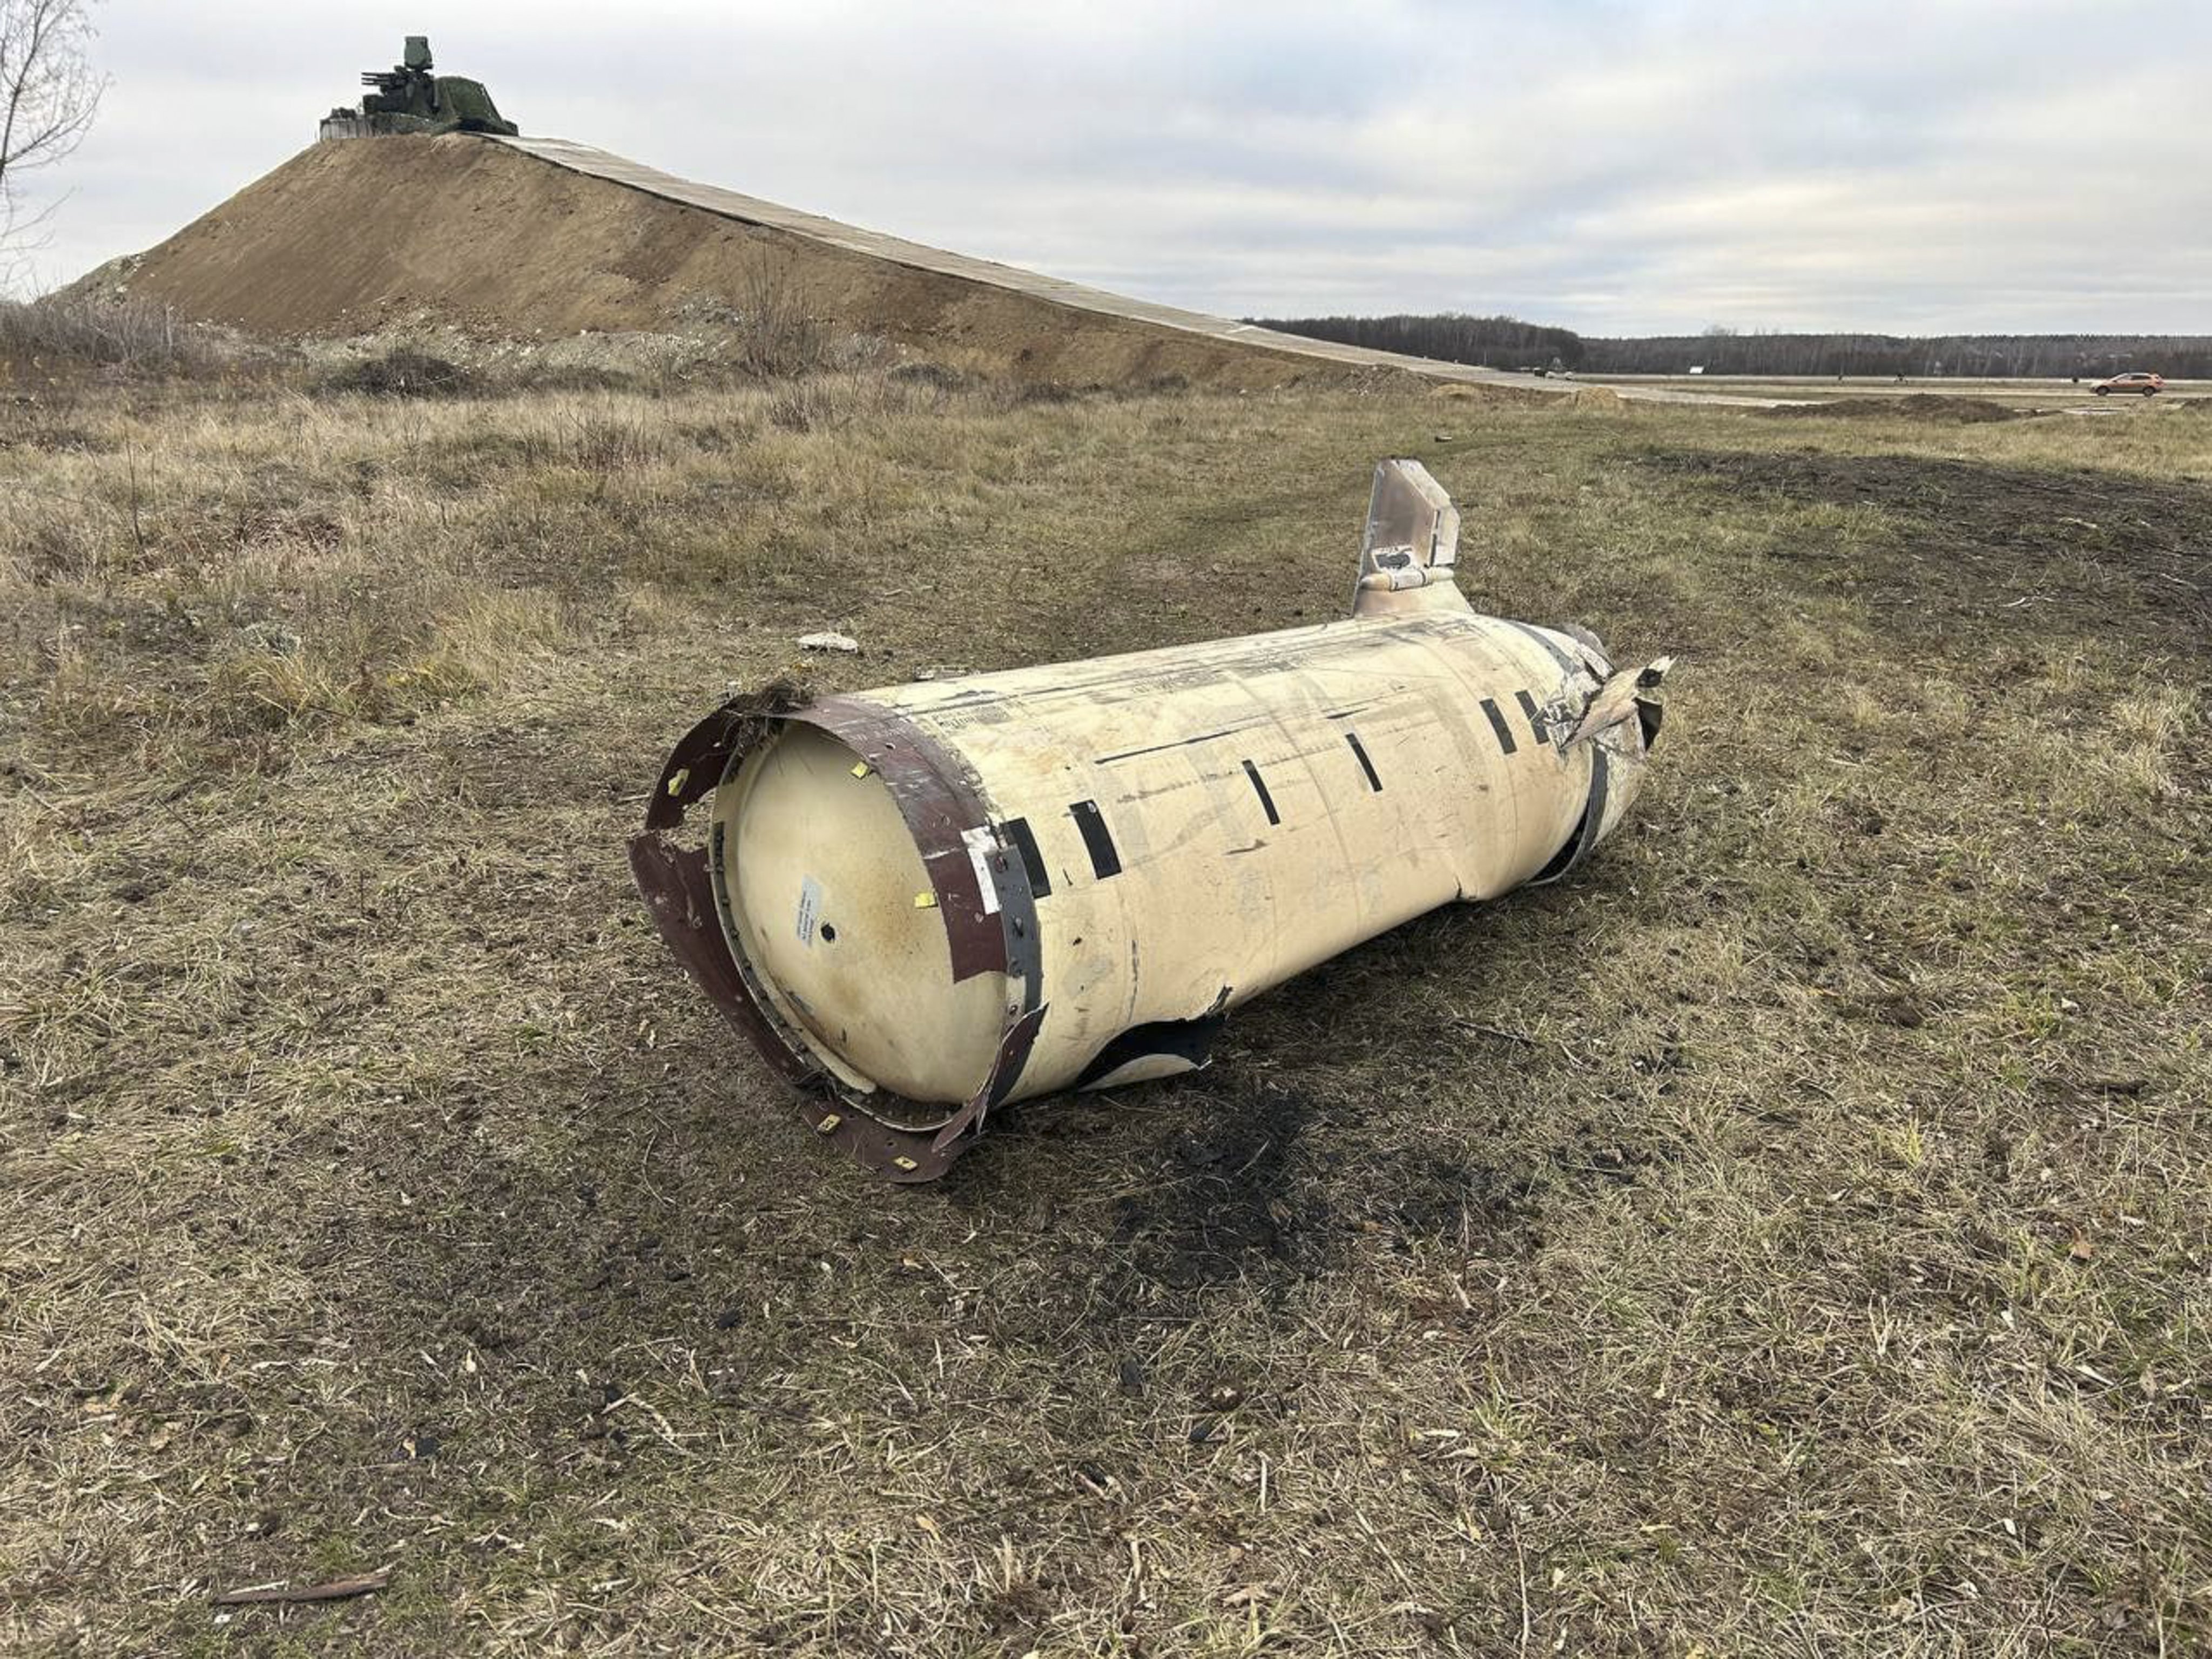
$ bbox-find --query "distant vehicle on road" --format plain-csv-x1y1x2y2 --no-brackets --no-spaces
2093,372,2164,396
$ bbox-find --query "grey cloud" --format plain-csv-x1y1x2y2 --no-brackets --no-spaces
17,0,2208,333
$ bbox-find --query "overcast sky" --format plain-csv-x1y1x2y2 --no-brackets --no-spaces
19,0,2209,334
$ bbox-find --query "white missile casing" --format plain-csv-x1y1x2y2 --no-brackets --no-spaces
631,460,1669,1180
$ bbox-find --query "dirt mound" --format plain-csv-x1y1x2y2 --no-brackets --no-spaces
1769,394,2020,424
85,136,1357,389
1433,380,1548,407
1561,385,1627,412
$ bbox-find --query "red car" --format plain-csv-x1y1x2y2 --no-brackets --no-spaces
2094,372,2164,396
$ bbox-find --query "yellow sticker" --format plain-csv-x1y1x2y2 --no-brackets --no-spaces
851,761,872,778
913,892,937,909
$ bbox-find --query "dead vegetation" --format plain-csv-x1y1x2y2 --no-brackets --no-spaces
310,346,484,400
0,292,248,374
1,370,2207,1656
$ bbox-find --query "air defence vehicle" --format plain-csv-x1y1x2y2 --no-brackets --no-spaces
318,36,518,141
631,460,1670,1181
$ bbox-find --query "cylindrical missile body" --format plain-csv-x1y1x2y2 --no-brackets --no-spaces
638,610,1655,1177
628,458,1667,1179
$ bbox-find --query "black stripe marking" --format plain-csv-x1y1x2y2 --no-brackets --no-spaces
1240,759,1280,825
1532,747,1611,884
1586,746,1611,857
1480,697,1519,755
1505,618,1580,677
1069,800,1121,879
1514,689,1550,745
1345,732,1382,791
1096,726,1251,764
997,817,1051,898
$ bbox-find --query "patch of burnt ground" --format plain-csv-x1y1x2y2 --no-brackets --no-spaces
1095,1072,1542,1298
1765,393,2020,424
1637,448,2212,650
1099,1076,1321,1293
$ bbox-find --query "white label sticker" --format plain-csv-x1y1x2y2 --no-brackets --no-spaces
961,826,1002,915
795,875,823,945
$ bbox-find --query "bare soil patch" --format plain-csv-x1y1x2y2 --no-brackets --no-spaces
84,136,1372,391
1638,448,2212,650
1766,393,2022,423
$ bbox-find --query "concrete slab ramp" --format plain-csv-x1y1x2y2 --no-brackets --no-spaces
492,135,1502,384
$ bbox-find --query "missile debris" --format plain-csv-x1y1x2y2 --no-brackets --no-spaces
631,460,1670,1181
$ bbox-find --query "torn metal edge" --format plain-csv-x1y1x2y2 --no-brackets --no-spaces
628,685,1045,1182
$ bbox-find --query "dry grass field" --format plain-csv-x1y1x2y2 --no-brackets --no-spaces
3,361,2208,1656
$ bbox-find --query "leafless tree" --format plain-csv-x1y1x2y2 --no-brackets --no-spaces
1,0,105,251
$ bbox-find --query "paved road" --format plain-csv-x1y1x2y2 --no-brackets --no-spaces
494,136,1794,408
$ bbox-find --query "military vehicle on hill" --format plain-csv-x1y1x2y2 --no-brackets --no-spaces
318,36,518,141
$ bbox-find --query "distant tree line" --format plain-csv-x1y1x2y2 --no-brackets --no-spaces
1251,312,1587,372
1581,329,2212,378
1249,312,2212,379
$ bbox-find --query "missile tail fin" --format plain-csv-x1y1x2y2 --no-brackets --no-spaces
1353,459,1469,618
